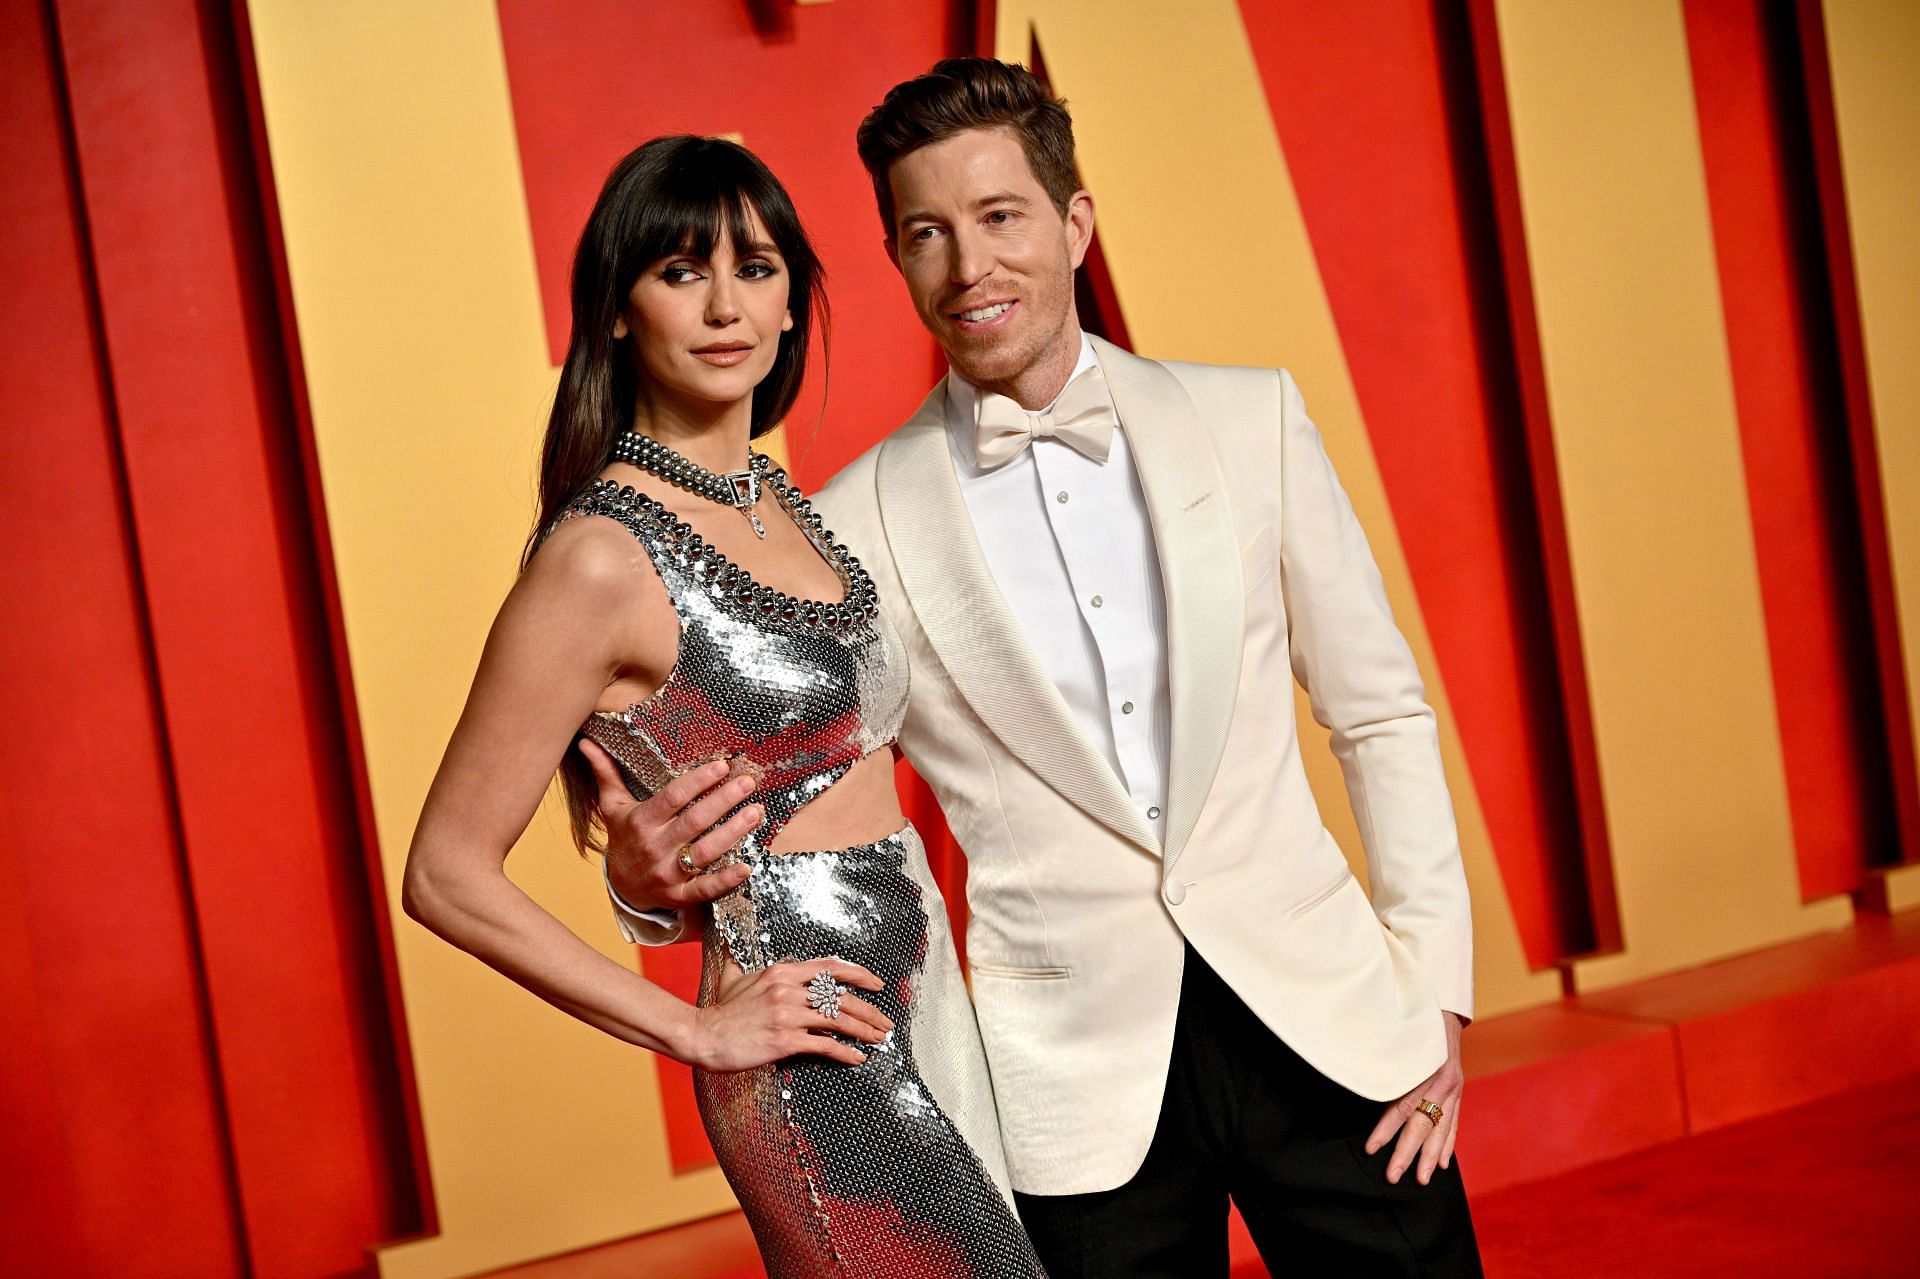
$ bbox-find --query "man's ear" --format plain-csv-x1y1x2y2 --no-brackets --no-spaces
883,235,901,273
1065,190,1096,271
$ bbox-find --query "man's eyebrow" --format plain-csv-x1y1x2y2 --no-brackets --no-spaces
897,191,1034,228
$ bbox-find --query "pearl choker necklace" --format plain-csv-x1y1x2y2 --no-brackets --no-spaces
610,431,768,538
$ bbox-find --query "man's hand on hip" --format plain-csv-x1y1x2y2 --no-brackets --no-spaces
1364,1010,1465,1186
585,739,758,914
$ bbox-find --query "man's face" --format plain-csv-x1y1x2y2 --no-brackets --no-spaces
886,127,1093,399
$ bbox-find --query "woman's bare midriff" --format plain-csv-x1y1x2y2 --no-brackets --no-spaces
764,748,907,854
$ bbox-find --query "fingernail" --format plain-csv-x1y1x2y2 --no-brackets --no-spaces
1418,1171,1430,1186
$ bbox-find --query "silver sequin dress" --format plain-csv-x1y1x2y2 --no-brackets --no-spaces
563,468,1047,1278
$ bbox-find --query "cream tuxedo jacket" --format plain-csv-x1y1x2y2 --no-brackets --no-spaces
812,338,1473,1197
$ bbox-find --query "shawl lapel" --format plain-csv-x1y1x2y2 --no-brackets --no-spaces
1089,337,1246,869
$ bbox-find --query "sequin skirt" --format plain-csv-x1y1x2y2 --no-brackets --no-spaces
694,825,1047,1278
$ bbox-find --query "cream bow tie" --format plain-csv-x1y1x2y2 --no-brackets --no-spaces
972,366,1116,469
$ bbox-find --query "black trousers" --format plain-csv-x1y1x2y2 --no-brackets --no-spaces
1013,946,1483,1278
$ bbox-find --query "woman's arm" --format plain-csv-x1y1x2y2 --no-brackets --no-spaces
402,517,887,1071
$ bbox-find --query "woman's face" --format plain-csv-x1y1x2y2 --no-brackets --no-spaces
614,205,794,421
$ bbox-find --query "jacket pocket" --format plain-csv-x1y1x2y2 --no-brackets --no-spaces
969,962,1073,981
1285,868,1354,919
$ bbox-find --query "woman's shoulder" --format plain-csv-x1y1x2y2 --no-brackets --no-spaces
521,499,664,609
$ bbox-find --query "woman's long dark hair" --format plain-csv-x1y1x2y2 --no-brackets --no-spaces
530,135,828,852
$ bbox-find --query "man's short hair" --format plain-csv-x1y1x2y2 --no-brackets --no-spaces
855,57,1078,236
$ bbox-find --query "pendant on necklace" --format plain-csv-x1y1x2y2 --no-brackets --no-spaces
724,468,766,539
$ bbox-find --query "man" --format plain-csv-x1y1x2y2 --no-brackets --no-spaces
598,58,1482,1276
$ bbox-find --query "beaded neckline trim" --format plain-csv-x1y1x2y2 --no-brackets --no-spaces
577,464,880,633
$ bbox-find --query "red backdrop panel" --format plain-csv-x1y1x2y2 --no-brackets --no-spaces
1684,0,1898,900
1239,0,1595,964
0,2,246,1271
1795,3,1920,872
0,0,422,1272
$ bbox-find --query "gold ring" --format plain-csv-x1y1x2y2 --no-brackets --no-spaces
676,848,700,875
1415,1098,1444,1123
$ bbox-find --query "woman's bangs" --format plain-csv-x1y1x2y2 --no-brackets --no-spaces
638,166,768,267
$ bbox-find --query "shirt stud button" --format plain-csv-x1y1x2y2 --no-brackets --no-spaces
1056,491,1069,504
1090,595,1103,608
1148,806,1161,820
1121,700,1135,714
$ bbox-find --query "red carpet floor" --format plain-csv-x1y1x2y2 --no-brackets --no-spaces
1463,1071,1920,1279
496,1072,1919,1279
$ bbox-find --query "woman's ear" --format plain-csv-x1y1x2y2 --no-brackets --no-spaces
611,314,629,340
781,309,794,333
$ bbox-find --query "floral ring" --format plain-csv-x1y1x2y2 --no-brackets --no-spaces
805,969,844,1020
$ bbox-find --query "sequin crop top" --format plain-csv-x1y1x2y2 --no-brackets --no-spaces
561,468,909,855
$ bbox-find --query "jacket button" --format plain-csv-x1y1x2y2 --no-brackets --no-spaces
1164,881,1186,906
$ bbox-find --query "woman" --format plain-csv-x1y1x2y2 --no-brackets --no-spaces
403,135,1046,1277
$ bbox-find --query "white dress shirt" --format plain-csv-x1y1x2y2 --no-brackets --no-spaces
945,335,1172,839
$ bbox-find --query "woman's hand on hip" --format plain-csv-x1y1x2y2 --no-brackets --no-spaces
682,958,893,1072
